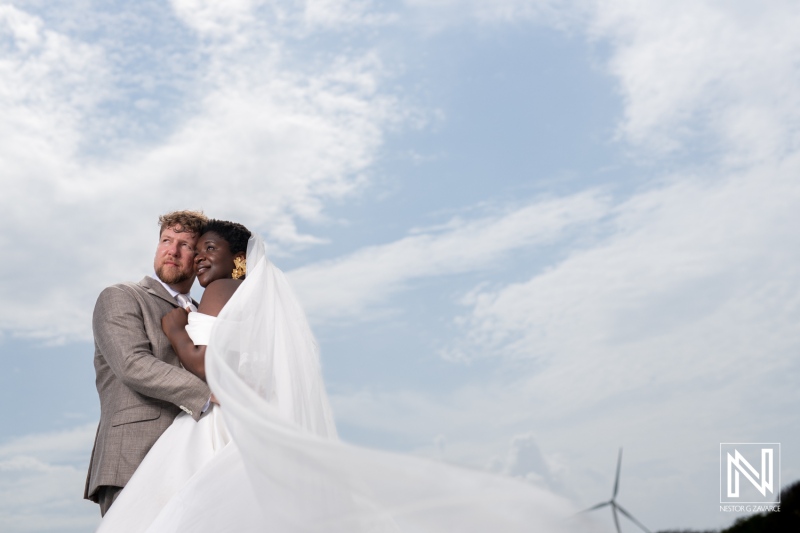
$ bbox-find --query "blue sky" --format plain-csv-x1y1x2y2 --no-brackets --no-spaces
2,1,799,531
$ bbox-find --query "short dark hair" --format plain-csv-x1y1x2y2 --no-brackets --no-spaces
158,210,208,236
201,219,252,255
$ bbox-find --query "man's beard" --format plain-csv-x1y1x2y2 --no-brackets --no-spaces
156,263,193,285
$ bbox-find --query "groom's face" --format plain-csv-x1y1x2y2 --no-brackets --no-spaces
154,224,199,287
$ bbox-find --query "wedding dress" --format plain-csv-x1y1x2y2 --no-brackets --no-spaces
97,235,592,533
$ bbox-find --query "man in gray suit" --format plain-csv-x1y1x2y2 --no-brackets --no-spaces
84,210,212,516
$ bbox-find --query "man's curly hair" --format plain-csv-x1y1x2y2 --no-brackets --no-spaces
158,210,208,236
201,219,252,255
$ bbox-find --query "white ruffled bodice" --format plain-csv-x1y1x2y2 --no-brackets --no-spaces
185,312,216,346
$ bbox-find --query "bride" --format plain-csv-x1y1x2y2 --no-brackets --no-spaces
97,220,589,532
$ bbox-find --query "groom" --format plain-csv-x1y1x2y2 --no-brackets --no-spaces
84,210,212,515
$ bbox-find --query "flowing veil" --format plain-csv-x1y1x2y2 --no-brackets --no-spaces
155,235,593,532
208,234,337,440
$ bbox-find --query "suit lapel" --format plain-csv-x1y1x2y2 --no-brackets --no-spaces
138,276,179,307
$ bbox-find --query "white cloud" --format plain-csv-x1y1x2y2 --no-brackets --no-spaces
449,155,800,386
0,424,99,533
427,5,800,482
0,5,107,185
321,6,800,530
587,0,800,162
0,423,96,465
423,117,800,528
488,433,565,491
402,0,800,164
4,2,800,530
170,0,261,37
302,0,395,30
290,190,609,321
403,0,573,30
0,2,401,342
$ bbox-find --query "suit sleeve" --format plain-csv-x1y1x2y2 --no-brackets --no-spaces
93,286,210,421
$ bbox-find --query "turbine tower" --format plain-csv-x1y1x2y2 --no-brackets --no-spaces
582,448,651,533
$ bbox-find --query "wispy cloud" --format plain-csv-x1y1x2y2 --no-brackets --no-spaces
3,1,800,530
448,155,800,389
290,190,610,321
587,0,800,161
0,424,99,532
441,0,800,399
300,0,395,30
0,2,402,342
402,0,576,30
402,0,800,164
321,2,800,528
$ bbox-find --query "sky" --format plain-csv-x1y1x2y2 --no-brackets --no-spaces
1,0,799,531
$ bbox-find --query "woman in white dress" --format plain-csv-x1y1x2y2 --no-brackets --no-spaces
97,220,592,533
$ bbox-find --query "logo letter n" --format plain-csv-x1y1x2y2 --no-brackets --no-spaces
727,449,773,498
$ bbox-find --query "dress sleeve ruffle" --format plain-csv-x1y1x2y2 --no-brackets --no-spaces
185,312,216,346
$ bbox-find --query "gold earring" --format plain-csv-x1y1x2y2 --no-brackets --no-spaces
232,256,246,279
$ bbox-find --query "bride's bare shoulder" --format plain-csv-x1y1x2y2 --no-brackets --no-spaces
197,279,243,316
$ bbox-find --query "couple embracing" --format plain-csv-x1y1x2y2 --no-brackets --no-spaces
86,210,336,531
84,210,583,532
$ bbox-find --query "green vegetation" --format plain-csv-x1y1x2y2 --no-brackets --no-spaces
657,480,799,533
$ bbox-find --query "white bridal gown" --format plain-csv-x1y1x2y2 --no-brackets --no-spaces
97,236,594,533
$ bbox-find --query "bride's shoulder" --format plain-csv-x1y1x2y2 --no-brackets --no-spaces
197,279,243,316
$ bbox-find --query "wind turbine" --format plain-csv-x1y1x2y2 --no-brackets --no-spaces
581,448,651,533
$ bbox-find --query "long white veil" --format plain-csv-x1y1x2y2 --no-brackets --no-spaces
200,235,593,532
208,234,337,440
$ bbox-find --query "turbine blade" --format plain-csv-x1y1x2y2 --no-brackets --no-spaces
616,503,653,533
579,501,611,513
612,504,621,533
613,447,623,498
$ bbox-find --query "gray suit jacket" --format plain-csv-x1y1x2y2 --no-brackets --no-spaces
84,276,211,502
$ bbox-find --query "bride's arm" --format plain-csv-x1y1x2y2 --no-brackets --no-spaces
162,309,207,380
161,279,242,381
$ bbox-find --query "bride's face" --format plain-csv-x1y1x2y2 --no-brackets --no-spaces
194,231,237,287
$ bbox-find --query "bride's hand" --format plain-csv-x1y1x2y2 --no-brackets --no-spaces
162,307,189,339
162,307,207,381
